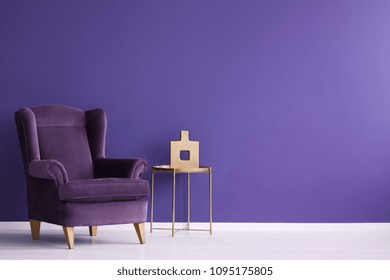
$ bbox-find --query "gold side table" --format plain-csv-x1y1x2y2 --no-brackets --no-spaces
150,165,212,237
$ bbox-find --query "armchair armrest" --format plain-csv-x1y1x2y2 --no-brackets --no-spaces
28,159,69,186
94,158,147,179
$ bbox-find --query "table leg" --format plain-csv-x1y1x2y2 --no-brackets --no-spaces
209,169,213,235
187,173,190,230
172,170,176,237
150,170,154,233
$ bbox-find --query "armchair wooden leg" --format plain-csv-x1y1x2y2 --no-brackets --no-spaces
29,219,41,240
63,226,74,249
133,223,145,244
89,226,97,236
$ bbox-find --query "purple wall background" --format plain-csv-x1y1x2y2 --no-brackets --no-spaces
1,0,390,222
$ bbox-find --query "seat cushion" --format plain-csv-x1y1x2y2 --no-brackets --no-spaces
58,178,149,203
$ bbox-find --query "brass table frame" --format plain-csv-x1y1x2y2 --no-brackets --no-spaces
150,165,212,237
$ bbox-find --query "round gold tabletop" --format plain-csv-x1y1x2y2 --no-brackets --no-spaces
152,165,211,173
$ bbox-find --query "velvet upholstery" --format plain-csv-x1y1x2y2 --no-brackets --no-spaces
15,105,149,245
28,159,69,185
59,178,149,203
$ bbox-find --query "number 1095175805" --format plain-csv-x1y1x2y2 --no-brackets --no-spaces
210,266,273,276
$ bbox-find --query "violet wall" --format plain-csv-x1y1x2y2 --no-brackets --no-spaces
1,0,390,222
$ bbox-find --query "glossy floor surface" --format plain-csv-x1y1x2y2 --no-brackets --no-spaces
0,222,389,260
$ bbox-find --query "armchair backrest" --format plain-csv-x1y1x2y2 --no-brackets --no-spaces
15,105,107,181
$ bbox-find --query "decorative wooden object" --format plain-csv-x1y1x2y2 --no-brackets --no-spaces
170,130,199,168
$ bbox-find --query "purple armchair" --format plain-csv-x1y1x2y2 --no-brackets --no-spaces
15,105,149,249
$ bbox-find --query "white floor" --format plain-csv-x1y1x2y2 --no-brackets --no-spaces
0,222,389,260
